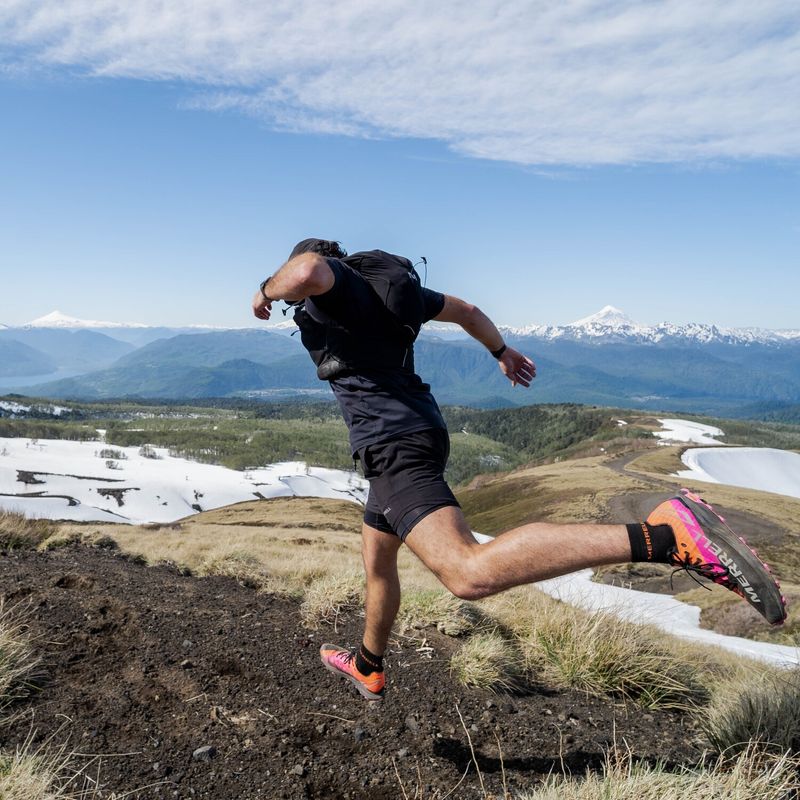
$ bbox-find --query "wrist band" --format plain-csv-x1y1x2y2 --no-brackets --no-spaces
491,344,507,359
259,277,273,302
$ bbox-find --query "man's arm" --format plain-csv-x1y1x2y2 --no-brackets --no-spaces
433,294,536,388
252,253,335,321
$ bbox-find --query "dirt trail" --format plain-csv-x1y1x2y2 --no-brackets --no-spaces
1,546,698,799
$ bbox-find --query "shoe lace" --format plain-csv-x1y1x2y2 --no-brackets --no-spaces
668,548,733,592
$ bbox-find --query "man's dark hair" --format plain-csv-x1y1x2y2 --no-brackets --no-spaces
289,238,347,260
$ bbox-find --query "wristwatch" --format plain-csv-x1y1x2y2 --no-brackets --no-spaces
491,343,507,359
259,277,273,302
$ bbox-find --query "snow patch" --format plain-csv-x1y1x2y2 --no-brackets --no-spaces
0,401,31,415
0,401,71,418
0,437,367,524
678,447,800,500
654,418,725,445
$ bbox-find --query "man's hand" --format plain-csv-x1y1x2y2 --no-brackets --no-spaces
498,347,536,388
252,286,272,321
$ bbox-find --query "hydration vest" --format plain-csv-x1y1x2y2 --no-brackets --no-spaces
293,250,426,381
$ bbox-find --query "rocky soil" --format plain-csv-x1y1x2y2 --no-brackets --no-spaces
0,546,701,799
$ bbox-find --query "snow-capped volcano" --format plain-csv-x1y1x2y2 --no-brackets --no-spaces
24,310,150,330
20,311,230,331
570,305,638,329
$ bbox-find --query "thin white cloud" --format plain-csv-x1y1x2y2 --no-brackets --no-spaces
2,0,799,165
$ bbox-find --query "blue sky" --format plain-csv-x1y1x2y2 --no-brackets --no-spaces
1,2,798,330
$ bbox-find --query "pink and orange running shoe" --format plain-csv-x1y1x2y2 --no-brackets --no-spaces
319,644,385,701
648,489,787,625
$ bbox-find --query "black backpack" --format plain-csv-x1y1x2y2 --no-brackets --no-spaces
342,250,426,343
293,250,426,380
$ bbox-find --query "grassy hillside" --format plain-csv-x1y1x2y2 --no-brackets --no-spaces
3,442,800,797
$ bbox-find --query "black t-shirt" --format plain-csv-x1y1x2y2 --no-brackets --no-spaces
307,256,447,454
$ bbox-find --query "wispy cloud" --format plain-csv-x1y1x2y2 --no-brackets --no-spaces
2,1,799,165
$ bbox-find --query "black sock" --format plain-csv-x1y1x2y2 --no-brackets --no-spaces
626,522,675,563
356,644,383,675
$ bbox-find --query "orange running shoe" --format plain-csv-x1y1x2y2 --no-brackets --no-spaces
319,644,385,701
648,489,787,625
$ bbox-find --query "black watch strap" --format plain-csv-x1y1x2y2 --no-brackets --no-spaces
259,277,273,302
491,344,507,359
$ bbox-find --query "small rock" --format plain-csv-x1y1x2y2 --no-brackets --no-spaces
543,708,553,716
180,659,193,669
404,715,420,733
470,724,479,733
315,723,327,734
290,764,305,776
485,700,495,709
152,763,160,772
192,746,216,762
397,748,409,759
353,727,367,742
557,713,567,722
182,640,193,650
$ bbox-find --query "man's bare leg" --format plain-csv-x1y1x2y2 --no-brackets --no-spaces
361,522,402,656
404,506,631,600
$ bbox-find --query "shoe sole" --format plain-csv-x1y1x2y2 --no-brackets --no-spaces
677,489,787,625
319,647,384,701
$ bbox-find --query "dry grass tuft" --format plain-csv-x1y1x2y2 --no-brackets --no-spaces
700,667,800,756
0,747,63,800
397,590,477,637
300,573,364,630
0,735,114,800
518,745,800,800
197,550,308,598
0,604,40,718
0,511,54,551
198,551,272,591
39,532,82,551
482,587,706,708
450,631,521,692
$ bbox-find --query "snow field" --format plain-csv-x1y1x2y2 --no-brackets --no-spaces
678,446,800,500
654,418,725,445
0,437,367,524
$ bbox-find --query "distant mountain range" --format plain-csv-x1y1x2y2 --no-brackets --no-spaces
2,307,800,415
498,305,800,347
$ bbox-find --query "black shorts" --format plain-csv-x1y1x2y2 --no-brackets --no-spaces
359,428,460,541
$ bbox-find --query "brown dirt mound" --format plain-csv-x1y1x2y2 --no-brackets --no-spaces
0,546,700,799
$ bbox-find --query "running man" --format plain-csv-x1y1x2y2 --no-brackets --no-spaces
252,238,787,701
